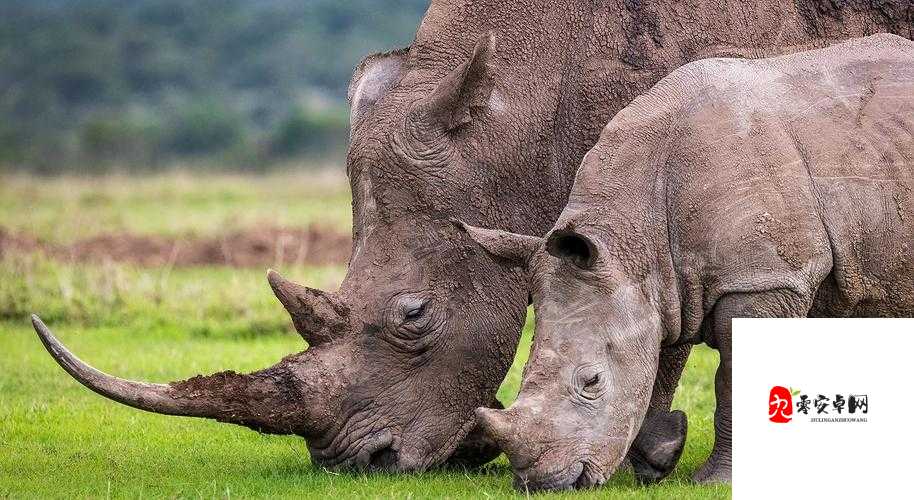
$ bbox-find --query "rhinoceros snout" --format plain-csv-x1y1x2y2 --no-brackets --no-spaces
513,460,603,492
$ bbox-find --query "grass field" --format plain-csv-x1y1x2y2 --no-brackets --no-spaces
0,171,730,499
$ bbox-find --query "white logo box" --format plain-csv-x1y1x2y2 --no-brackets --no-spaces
732,318,914,500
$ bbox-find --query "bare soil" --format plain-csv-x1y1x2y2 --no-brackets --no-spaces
0,226,351,267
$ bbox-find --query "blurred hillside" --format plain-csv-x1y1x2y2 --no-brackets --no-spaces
0,0,428,173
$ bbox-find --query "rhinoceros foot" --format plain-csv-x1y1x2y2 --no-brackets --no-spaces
628,409,688,483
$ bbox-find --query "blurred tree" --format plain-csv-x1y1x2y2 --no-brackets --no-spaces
271,105,348,158
168,99,244,155
80,113,164,168
0,0,430,172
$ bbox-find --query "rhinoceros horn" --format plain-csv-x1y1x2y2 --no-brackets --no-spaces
474,407,516,445
267,269,349,345
31,315,312,435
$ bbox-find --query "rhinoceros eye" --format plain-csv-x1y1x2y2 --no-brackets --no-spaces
391,296,437,345
404,301,427,321
395,296,436,334
576,365,607,401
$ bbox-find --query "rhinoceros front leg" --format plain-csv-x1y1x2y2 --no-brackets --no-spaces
442,398,504,469
628,343,692,483
694,290,812,483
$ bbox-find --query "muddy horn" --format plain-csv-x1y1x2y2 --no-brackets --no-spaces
267,269,349,345
31,315,309,435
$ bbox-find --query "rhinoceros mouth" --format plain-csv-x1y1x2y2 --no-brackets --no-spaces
513,460,586,492
513,457,607,492
309,427,398,471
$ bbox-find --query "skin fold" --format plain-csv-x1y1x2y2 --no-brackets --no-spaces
468,34,914,491
31,1,914,476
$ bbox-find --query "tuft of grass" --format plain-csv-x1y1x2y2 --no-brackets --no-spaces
0,170,353,243
0,252,345,339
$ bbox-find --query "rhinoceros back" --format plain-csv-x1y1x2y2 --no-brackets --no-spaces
656,35,914,318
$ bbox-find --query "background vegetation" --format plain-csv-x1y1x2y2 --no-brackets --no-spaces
0,0,428,172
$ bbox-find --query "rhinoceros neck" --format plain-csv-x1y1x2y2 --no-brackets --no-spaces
390,1,600,237
564,70,699,346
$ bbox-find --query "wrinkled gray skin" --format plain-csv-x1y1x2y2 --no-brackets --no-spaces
31,0,913,477
469,34,914,491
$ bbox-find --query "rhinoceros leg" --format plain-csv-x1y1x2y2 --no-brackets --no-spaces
694,333,732,484
629,343,692,483
442,398,504,469
694,290,813,483
629,408,688,483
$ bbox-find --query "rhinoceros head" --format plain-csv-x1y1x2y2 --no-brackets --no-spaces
33,33,536,473
461,216,674,490
289,32,532,471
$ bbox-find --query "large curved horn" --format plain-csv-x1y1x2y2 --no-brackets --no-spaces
32,315,308,435
267,269,349,345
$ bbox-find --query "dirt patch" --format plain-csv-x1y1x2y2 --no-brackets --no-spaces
0,226,351,267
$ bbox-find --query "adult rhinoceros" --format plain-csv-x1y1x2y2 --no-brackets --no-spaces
469,33,914,490
32,0,913,476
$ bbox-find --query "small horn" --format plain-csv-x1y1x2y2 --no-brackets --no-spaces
267,269,349,345
32,315,307,435
474,407,515,445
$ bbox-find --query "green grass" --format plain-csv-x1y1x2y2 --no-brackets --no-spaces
0,170,352,243
0,314,725,499
0,173,729,498
0,252,346,337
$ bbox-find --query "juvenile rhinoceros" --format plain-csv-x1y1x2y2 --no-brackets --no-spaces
31,0,914,476
465,33,914,490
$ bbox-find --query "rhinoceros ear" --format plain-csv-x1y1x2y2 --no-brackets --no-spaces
546,228,599,269
419,32,497,132
452,219,540,268
349,47,409,127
